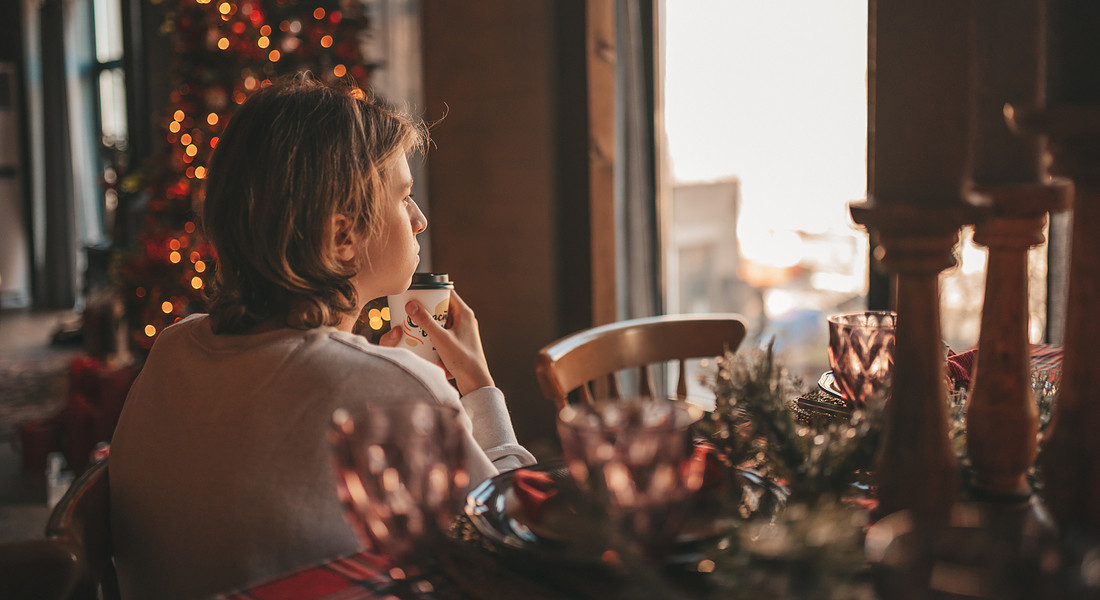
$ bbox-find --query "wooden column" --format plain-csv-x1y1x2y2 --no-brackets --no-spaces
860,0,975,516
1017,107,1100,534
966,184,1069,497
1017,0,1100,533
585,0,617,327
964,0,1072,499
852,204,966,516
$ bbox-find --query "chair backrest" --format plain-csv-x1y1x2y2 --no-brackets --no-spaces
45,457,121,600
0,538,81,600
535,313,747,410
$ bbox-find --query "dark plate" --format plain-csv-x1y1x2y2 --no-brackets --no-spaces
818,371,844,399
464,462,784,566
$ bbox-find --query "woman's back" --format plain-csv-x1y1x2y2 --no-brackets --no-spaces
109,314,500,599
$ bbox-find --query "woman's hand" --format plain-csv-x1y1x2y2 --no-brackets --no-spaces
378,325,403,347
405,291,495,395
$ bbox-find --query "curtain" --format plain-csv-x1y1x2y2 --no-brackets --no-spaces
25,0,102,309
615,0,661,321
37,0,79,309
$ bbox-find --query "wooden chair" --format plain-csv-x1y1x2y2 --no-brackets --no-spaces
0,538,81,600
535,313,748,410
45,457,121,600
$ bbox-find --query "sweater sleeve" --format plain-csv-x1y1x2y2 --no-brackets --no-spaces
459,387,537,472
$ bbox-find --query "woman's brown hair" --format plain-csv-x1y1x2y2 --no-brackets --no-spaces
202,74,426,334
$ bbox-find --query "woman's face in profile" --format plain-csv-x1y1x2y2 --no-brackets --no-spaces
355,155,427,301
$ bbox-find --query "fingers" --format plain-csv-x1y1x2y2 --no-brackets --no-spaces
377,326,403,347
406,300,448,338
405,296,494,396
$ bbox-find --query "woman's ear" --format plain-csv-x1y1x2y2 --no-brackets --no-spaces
329,214,359,263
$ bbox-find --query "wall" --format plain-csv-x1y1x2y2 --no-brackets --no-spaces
421,0,597,456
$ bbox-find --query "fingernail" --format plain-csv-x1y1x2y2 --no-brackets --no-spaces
406,302,418,314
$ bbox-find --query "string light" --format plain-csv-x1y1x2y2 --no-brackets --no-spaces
268,50,281,62
186,144,198,157
169,251,181,263
191,277,204,290
218,37,229,50
207,113,219,126
136,287,146,298
195,166,207,179
169,239,181,251
258,36,270,49
186,166,196,178
210,136,220,148
162,301,173,314
184,222,196,234
313,7,325,19
173,110,185,121
333,64,346,77
218,2,231,15
320,35,333,48
260,25,271,36
189,251,200,263
169,121,181,133
145,325,156,337
180,133,192,145
195,261,207,273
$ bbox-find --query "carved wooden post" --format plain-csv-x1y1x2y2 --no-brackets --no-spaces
853,204,966,516
1012,0,1100,533
967,184,1069,498
965,0,1072,499
858,0,973,515
1015,107,1100,533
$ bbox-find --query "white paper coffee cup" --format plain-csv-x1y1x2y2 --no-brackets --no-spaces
387,273,454,364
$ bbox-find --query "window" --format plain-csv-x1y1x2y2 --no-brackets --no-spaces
662,2,869,383
91,0,129,233
659,2,1058,390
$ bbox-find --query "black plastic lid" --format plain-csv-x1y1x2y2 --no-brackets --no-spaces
409,272,454,289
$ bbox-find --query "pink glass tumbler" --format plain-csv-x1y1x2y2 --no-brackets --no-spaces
827,311,897,407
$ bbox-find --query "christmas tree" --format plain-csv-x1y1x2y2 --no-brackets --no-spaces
115,0,375,354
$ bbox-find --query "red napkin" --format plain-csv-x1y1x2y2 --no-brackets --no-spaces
682,442,726,493
513,469,559,523
947,347,977,389
946,344,1063,390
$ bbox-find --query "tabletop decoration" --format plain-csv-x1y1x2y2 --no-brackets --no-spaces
692,341,883,598
701,340,884,502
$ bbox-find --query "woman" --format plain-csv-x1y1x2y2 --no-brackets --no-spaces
109,75,535,599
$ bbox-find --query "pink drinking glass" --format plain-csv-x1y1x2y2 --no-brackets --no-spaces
556,397,705,553
329,402,468,588
827,311,897,407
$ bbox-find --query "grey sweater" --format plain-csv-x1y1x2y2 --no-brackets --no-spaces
109,314,534,599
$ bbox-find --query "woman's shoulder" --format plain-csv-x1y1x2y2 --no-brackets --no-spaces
302,330,458,398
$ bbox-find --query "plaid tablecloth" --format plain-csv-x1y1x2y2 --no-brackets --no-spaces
215,552,406,600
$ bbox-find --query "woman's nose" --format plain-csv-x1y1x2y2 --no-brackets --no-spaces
412,203,427,234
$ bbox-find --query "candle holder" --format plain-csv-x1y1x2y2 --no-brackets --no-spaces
966,181,1070,500
850,200,980,517
1012,106,1100,534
